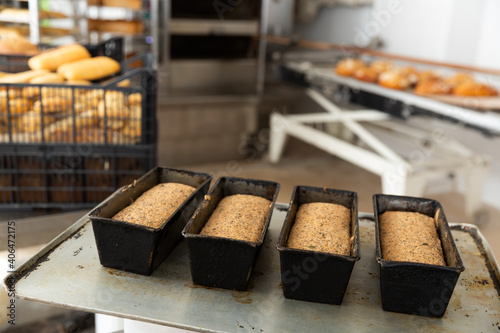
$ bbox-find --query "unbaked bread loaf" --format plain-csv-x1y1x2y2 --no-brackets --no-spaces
287,202,351,255
199,194,271,243
57,56,120,81
112,183,196,229
28,44,91,71
379,211,445,266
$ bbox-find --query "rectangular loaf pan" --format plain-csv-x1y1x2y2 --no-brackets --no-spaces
182,176,280,291
277,186,360,305
89,166,212,276
373,194,465,317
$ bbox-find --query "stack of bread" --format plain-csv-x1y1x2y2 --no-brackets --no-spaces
0,44,142,144
335,58,498,97
0,25,39,55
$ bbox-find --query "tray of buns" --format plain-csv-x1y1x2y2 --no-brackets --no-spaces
282,61,500,136
4,202,499,332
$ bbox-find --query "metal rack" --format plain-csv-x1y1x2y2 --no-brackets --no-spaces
0,0,159,60
4,203,500,332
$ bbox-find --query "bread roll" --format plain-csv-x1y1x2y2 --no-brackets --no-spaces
336,58,365,77
444,73,474,88
378,71,410,90
33,95,72,114
414,79,452,95
97,91,128,118
453,81,498,97
369,60,395,74
57,56,120,81
417,70,440,84
0,70,49,84
29,73,65,84
287,202,351,255
354,67,378,83
28,44,91,71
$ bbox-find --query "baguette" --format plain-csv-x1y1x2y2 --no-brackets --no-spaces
0,70,49,84
57,56,120,81
29,73,65,84
28,44,91,71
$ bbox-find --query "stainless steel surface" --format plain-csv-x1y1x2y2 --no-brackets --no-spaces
169,19,259,36
5,204,500,332
169,59,258,95
286,61,500,136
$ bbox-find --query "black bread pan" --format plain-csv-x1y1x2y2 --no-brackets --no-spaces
182,176,280,291
373,194,465,317
277,185,360,305
89,166,212,275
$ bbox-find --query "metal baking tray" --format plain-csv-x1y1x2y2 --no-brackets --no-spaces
4,203,500,332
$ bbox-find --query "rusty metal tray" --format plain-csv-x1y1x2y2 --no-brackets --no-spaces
4,202,500,332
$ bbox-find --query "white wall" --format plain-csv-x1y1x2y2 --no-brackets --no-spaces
475,0,500,70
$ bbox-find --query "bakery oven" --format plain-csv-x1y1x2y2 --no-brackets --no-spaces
159,0,266,97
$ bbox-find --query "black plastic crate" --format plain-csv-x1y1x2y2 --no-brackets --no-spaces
0,37,123,73
0,68,156,146
0,144,156,209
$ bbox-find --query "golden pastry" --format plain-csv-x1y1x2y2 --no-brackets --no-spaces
378,71,410,90
336,58,365,76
